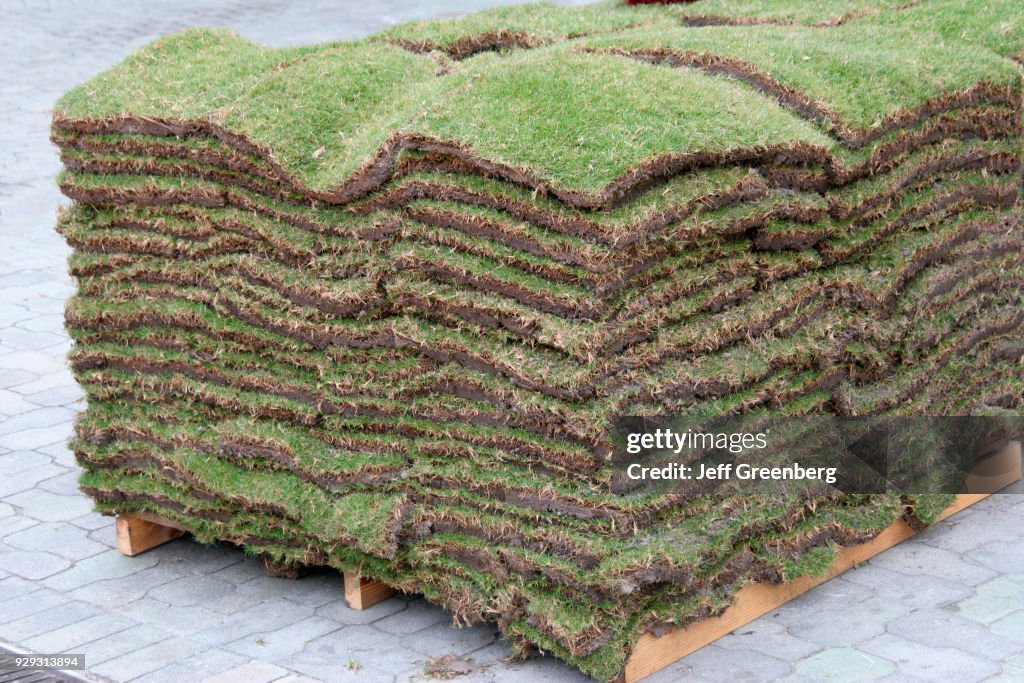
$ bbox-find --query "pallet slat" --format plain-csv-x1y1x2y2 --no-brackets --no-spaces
115,512,185,556
344,571,398,610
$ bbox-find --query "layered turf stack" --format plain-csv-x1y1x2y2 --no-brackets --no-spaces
54,1,1023,679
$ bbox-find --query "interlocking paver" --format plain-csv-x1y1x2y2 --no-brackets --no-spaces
991,611,1024,645
314,595,406,626
3,486,94,521
0,548,71,579
199,660,290,683
22,612,138,653
275,630,426,683
120,597,228,637
91,634,207,680
952,576,1024,625
839,562,974,609
4,521,106,561
373,598,451,636
784,647,895,683
193,597,316,646
0,449,52,475
858,633,1000,682
787,597,907,648
148,574,241,607
0,461,66,497
71,622,170,666
885,609,1024,660
968,539,1024,575
652,644,791,682
223,615,343,660
0,599,100,641
401,620,499,658
43,548,162,592
867,542,1000,585
129,648,250,683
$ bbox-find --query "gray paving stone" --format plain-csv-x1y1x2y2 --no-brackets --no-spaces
0,461,66,497
8,370,78,397
0,548,71,579
148,573,240,607
3,486,93,521
651,643,791,682
22,612,138,653
70,512,113,532
0,599,100,641
210,555,268,586
0,388,37,415
0,575,45,602
130,648,250,683
44,548,161,592
120,597,228,637
193,597,316,646
991,611,1024,645
771,577,876,623
917,507,1024,554
841,562,974,609
969,539,1024,576
65,560,193,609
278,572,348,609
373,598,451,636
0,450,52,474
199,660,290,683
1002,653,1024,678
86,525,119,550
223,615,343,660
717,620,824,661
36,469,84,496
402,620,499,658
859,633,1000,682
951,576,1024,625
788,595,907,648
455,651,590,683
69,622,170,666
4,520,106,562
23,383,84,408
0,326,65,351
35,439,77,467
0,368,38,389
91,634,207,680
143,539,244,577
13,313,65,334
0,514,40,539
783,647,895,683
314,594,406,625
0,406,72,437
276,628,426,683
868,543,1000,585
886,609,1024,660
1,425,72,451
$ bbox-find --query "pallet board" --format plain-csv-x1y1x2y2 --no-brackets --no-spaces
115,511,185,557
343,571,398,610
620,440,1023,683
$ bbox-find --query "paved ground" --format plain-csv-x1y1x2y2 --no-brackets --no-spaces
1,2,1023,682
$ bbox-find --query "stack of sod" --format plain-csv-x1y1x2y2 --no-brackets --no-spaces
54,1,1023,679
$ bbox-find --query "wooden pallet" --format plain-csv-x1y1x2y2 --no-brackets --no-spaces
113,513,396,609
620,440,1022,683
